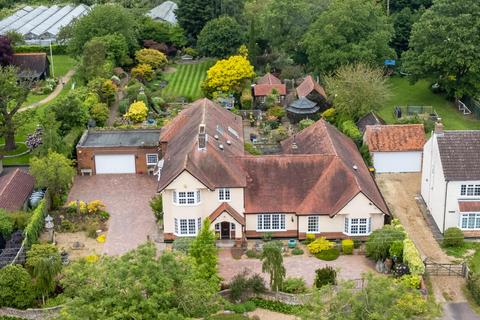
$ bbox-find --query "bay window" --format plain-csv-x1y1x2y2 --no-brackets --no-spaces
460,213,480,230
344,217,371,235
257,214,286,231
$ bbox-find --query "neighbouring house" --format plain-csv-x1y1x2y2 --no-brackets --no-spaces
296,75,327,110
76,129,161,175
146,1,177,24
11,52,50,80
421,123,480,237
364,124,425,173
252,73,286,109
0,168,35,211
356,111,386,135
286,97,319,123
157,98,390,242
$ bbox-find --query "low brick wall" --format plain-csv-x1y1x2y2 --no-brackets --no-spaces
0,306,62,319
219,289,311,305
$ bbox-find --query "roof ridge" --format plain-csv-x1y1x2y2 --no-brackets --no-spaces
323,121,339,157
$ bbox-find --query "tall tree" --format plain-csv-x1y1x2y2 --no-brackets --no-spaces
0,66,33,151
303,0,394,75
189,219,218,281
197,16,246,58
176,0,216,41
0,35,13,66
261,242,285,291
50,91,89,134
402,0,480,98
324,63,391,120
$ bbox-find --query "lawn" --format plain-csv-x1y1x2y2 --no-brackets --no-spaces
50,55,77,77
377,77,480,130
163,59,215,100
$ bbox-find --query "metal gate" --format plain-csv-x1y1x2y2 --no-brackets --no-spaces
424,259,467,277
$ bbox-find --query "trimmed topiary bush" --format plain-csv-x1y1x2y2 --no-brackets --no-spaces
307,237,334,254
315,247,340,261
341,239,354,254
315,266,337,288
443,227,464,247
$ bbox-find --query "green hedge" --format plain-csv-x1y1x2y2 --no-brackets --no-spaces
14,45,68,55
403,239,425,275
24,199,47,247
467,273,480,305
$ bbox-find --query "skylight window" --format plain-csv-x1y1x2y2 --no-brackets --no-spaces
228,126,239,139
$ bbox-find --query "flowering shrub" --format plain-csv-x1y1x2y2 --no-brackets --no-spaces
396,274,421,289
124,101,148,123
135,48,167,70
67,200,87,214
308,237,334,254
87,200,106,214
96,234,106,243
403,239,425,275
25,127,43,150
131,63,154,82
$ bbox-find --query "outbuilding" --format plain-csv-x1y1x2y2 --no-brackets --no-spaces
364,124,425,173
76,129,161,175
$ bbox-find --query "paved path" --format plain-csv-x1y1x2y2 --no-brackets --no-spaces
19,69,75,112
67,174,163,256
218,248,376,287
442,303,480,320
107,76,129,126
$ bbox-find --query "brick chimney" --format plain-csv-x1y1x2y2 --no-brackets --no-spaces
434,118,444,136
198,124,206,150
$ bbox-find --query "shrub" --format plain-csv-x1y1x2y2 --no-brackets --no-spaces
397,274,421,289
246,249,260,259
124,100,148,123
270,126,288,143
389,240,404,261
227,300,256,314
365,225,406,261
135,48,167,70
0,209,14,238
229,272,266,302
467,273,480,305
118,99,130,115
244,143,262,155
291,248,304,255
316,248,340,261
443,227,464,247
341,239,354,255
149,194,163,222
353,239,362,249
131,63,154,82
304,233,316,245
0,264,35,308
87,200,106,214
281,277,307,294
250,298,304,315
89,103,109,127
267,105,286,119
24,199,47,247
262,232,273,241
67,200,87,214
172,237,194,253
85,224,99,238
403,239,425,275
321,108,336,123
315,266,337,288
307,237,334,254
240,88,253,109
298,118,315,130
7,211,29,230
340,120,362,143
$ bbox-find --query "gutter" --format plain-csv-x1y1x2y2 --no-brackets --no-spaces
442,180,449,233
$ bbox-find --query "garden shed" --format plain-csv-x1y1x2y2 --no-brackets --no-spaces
76,129,161,175
364,124,425,173
286,97,319,123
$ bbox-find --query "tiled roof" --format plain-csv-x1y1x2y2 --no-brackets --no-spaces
356,112,386,134
157,99,246,191
12,53,48,78
459,201,480,212
364,124,425,152
253,83,286,96
296,75,326,99
437,131,480,181
209,202,245,225
78,129,161,148
0,168,35,211
257,73,282,85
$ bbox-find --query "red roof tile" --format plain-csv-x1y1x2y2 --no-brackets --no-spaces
296,75,326,99
209,202,245,225
0,169,35,211
253,84,286,96
364,124,425,152
459,201,480,212
257,73,282,85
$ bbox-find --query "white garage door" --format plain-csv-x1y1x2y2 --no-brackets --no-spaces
373,151,422,173
95,155,136,174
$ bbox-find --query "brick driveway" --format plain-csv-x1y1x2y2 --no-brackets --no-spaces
68,174,161,256
218,249,377,287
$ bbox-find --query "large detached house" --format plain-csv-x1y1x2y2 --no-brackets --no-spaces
421,123,480,237
158,99,390,242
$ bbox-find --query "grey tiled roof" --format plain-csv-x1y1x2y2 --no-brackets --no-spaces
437,131,480,181
78,129,161,148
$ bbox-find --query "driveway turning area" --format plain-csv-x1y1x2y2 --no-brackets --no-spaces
68,174,160,256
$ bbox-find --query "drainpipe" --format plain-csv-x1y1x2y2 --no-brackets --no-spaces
442,181,450,233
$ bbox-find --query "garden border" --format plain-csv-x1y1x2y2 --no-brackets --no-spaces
0,306,62,320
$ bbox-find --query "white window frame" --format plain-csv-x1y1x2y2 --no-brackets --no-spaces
174,218,200,236
218,188,231,202
173,190,201,206
344,217,371,235
146,153,159,166
459,212,480,230
307,216,320,233
460,184,480,197
257,214,286,232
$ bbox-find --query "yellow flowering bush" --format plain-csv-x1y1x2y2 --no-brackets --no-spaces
202,55,255,97
135,48,167,70
124,100,148,123
87,200,106,214
67,200,87,214
131,63,154,81
307,237,334,254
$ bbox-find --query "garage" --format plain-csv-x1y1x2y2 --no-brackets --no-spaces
364,124,425,173
95,155,136,174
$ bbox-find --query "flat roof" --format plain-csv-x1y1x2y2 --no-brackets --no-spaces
78,129,161,148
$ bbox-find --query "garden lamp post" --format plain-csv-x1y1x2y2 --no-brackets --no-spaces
45,214,54,243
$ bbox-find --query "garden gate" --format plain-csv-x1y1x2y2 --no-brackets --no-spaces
424,258,467,277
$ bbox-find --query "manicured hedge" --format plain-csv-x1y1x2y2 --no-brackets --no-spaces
14,45,68,55
403,239,425,275
24,199,47,247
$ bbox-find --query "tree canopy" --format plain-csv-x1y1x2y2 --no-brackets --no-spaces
50,91,89,134
402,0,480,98
303,0,394,75
197,16,246,58
0,35,13,66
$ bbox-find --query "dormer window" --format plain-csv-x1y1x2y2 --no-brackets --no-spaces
218,188,231,201
460,184,480,197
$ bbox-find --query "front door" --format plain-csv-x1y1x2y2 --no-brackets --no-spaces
220,221,230,239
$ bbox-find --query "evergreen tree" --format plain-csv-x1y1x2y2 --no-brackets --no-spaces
261,242,286,291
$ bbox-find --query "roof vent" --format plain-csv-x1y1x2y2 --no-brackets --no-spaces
353,165,358,171
291,142,298,150
214,134,219,140
226,140,231,145
219,144,224,150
